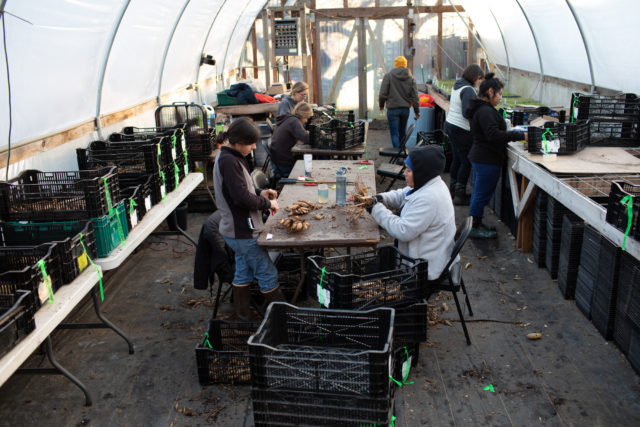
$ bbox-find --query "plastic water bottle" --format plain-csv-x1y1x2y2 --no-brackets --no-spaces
203,104,215,130
336,167,347,206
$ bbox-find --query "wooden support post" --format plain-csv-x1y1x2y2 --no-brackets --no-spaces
327,24,356,104
437,0,443,79
357,17,367,119
311,1,321,104
262,11,271,89
251,22,258,79
467,22,474,66
300,6,308,87
516,176,535,252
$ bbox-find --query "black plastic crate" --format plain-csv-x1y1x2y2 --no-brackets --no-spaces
120,173,165,206
0,167,120,222
248,303,394,396
120,185,145,231
196,319,260,385
162,154,187,193
185,129,216,160
155,102,211,138
122,124,187,158
0,290,36,359
0,220,97,285
613,310,634,354
579,225,602,277
77,140,162,176
393,301,427,346
0,244,59,308
308,119,365,150
251,388,394,427
547,196,571,224
628,327,640,374
570,93,640,146
306,246,428,309
527,120,590,154
108,132,176,168
606,181,640,239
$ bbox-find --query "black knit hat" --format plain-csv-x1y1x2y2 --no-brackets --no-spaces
408,145,445,191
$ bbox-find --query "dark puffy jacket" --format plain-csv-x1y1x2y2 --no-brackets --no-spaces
270,113,309,168
228,83,258,104
467,98,525,166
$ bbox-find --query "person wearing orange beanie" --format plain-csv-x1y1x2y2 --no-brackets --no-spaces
379,56,420,148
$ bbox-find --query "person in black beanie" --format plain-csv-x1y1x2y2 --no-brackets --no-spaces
370,145,458,280
466,73,527,239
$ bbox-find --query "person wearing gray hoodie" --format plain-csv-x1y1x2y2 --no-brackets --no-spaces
379,56,420,148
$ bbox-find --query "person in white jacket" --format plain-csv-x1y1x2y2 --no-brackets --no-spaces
370,145,457,280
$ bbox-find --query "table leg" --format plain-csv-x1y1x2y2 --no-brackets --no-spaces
153,211,197,245
291,248,307,304
58,288,135,355
17,336,93,406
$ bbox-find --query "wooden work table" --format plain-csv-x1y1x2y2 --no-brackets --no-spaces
257,160,380,249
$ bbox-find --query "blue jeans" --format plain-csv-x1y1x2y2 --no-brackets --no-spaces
270,161,293,180
223,236,278,292
469,162,501,219
387,108,410,148
445,122,473,186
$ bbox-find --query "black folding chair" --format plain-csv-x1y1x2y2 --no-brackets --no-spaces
426,216,474,345
378,123,416,164
376,124,415,191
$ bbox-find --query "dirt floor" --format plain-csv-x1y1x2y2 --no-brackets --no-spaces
1,129,640,426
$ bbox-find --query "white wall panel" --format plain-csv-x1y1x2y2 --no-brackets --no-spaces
0,0,119,149
221,1,267,77
101,0,182,115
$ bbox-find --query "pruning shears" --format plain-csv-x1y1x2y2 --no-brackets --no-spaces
353,160,372,165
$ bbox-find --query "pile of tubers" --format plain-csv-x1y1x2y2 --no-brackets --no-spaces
346,177,374,222
279,215,310,232
285,200,322,216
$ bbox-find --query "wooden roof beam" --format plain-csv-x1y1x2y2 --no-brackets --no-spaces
311,5,464,20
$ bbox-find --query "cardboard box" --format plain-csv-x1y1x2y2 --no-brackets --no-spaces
266,83,285,96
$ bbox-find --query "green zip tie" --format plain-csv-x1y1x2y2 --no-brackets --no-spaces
358,165,368,170
620,194,634,251
571,95,579,123
318,266,326,307
390,346,415,387
541,128,554,154
174,161,180,186
391,415,396,427
502,110,507,119
103,177,113,212
159,170,167,201
203,332,212,349
36,259,54,303
129,197,137,220
79,233,104,301
184,150,189,174
114,206,127,248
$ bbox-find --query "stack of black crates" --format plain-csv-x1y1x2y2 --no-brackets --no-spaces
615,252,640,372
308,118,365,151
248,303,395,427
557,215,585,299
0,168,106,356
591,235,621,340
532,191,549,268
575,225,602,319
545,196,572,279
570,92,640,147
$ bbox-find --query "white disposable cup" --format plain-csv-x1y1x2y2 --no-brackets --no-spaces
304,154,313,176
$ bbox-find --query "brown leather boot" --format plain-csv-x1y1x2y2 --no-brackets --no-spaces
261,285,286,309
233,284,253,321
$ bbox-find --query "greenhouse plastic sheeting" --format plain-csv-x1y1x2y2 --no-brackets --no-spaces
460,0,640,94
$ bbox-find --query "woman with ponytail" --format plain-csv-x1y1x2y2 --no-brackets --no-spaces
466,73,527,239
213,117,285,320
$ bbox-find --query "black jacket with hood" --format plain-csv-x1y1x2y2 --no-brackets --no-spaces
378,67,420,115
270,113,309,168
467,98,525,165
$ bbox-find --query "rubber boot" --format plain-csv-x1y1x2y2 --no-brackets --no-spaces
469,216,497,239
449,180,457,197
262,285,287,309
233,284,253,321
453,183,470,206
